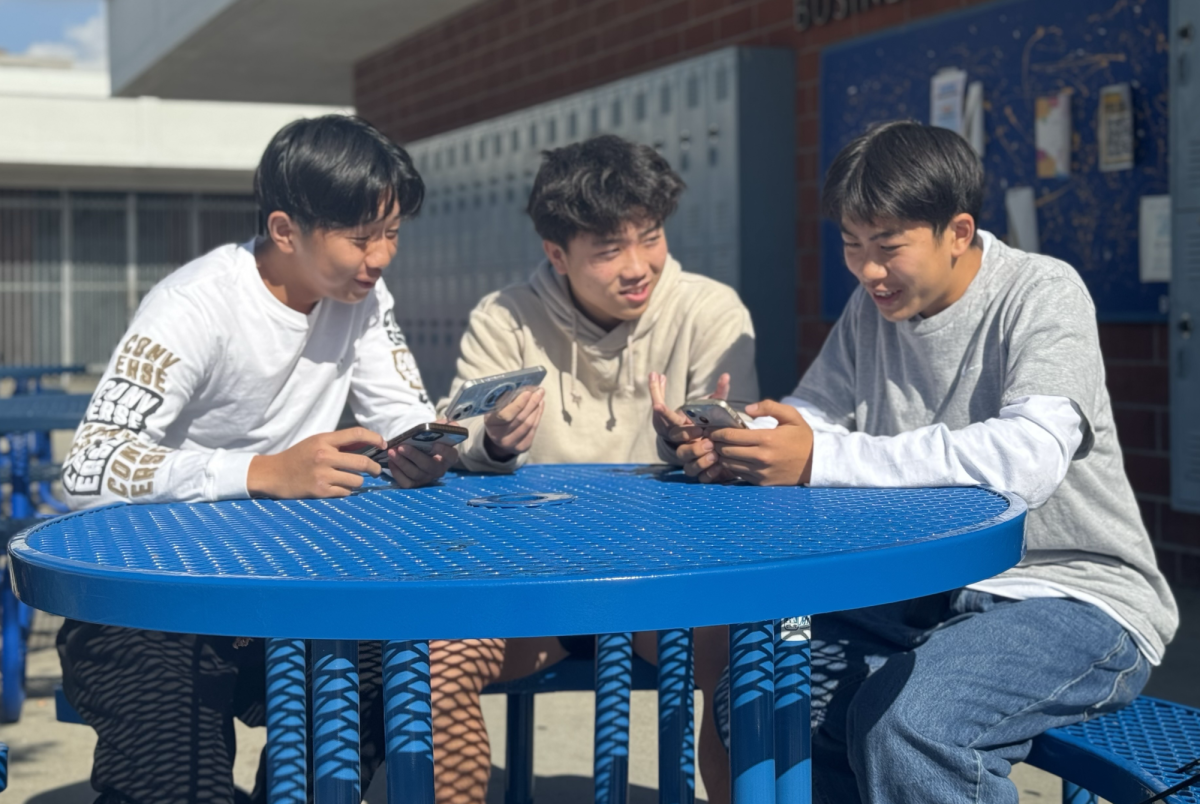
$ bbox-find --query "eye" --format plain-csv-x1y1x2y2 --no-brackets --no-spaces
880,244,901,253
385,229,400,240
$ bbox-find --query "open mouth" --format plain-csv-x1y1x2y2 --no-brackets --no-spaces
620,283,651,302
870,287,902,305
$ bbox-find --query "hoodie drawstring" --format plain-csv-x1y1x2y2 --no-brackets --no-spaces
569,315,582,407
625,332,635,393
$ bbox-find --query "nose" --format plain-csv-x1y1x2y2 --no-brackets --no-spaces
365,238,394,271
860,258,888,282
620,249,650,283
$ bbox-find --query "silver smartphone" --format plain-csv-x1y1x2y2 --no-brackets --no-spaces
357,422,469,465
677,398,747,429
444,366,547,421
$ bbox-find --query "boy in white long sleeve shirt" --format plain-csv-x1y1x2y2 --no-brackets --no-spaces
674,121,1177,804
58,116,461,804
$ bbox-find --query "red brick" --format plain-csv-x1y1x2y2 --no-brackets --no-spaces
1123,453,1170,497
1099,324,1157,362
651,31,683,60
1106,364,1169,406
1113,408,1158,452
692,0,733,18
908,0,964,19
754,0,793,27
657,0,692,29
1162,507,1200,549
683,18,718,49
856,1,908,34
717,6,755,38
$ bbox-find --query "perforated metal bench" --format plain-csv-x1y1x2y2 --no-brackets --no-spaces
1028,696,1200,804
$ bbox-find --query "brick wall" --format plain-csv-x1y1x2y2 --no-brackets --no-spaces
355,0,1199,586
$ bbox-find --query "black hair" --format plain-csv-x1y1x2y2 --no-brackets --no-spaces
254,114,424,232
821,120,983,235
526,134,686,247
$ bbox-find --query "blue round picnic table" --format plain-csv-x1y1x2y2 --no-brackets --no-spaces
9,464,1026,804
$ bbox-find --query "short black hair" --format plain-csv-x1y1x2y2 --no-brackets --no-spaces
527,134,686,247
254,115,424,232
821,120,983,235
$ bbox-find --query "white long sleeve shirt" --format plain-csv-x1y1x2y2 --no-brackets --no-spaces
61,240,436,508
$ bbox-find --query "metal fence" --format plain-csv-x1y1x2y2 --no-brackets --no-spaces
0,190,257,367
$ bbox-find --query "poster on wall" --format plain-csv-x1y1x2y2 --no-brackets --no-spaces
1098,83,1135,172
964,81,985,157
1005,187,1039,252
1139,195,1171,283
1035,90,1073,178
930,68,967,134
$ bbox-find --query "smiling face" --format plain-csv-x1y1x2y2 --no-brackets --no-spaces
263,204,401,310
544,219,668,330
840,213,983,321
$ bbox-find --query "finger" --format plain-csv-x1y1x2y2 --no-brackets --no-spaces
708,427,772,446
708,373,731,401
712,444,771,465
428,441,459,463
745,399,806,426
667,423,705,444
327,450,383,477
391,446,439,480
658,405,691,429
675,439,714,463
498,387,540,420
700,463,731,484
648,372,667,408
718,458,764,478
329,426,387,451
324,467,367,491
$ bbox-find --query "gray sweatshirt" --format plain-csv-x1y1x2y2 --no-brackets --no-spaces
795,234,1178,661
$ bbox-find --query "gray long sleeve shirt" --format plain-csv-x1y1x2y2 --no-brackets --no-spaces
795,232,1178,661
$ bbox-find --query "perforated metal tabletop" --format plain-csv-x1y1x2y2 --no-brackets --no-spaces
0,393,90,433
9,465,1025,640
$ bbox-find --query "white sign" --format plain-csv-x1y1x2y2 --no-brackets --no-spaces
1140,195,1171,283
931,68,968,135
1005,186,1040,253
1036,90,1072,178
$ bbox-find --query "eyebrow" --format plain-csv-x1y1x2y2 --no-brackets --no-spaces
639,223,661,237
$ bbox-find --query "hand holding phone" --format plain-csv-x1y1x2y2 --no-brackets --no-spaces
483,385,546,461
445,367,547,421
372,422,468,490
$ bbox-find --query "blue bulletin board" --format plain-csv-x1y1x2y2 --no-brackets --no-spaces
819,0,1170,321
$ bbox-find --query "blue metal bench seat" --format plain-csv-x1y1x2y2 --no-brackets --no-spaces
1028,696,1200,804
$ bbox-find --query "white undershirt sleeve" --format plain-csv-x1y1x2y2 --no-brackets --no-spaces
757,395,1084,509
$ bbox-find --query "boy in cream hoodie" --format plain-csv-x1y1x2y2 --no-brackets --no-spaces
437,134,757,801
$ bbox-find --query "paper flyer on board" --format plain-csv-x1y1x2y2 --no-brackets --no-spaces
963,80,985,157
1099,83,1135,172
930,68,968,134
1005,187,1039,253
1139,195,1171,283
1035,90,1072,178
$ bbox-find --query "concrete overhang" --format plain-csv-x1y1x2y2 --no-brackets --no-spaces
109,0,483,105
0,92,349,192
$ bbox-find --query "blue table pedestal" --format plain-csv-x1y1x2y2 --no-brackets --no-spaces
775,618,812,804
383,640,434,804
266,639,308,803
730,622,775,804
657,628,695,804
595,632,633,804
312,640,361,803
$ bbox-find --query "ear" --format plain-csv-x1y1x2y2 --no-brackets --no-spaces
543,240,569,276
947,213,977,258
266,211,300,255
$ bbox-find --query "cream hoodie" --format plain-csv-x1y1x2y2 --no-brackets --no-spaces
440,255,759,471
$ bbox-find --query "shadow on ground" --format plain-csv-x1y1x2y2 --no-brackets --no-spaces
481,769,687,804
27,781,95,804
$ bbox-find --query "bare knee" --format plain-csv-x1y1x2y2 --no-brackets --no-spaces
430,638,505,698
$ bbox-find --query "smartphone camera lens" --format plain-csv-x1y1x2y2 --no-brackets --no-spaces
699,416,710,425
452,404,472,420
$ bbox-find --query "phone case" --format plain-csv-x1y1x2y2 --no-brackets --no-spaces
678,399,747,428
445,366,547,421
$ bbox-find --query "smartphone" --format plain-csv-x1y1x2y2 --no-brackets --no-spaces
444,366,547,421
358,422,469,464
677,399,747,429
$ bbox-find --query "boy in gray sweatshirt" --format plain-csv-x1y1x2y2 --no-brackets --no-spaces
675,121,1177,803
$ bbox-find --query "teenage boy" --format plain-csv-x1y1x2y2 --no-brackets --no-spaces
676,121,1178,804
57,115,459,803
438,133,759,801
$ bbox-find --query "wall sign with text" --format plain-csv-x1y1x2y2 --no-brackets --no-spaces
795,0,902,31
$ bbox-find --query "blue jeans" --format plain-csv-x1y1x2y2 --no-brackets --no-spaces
718,590,1150,804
